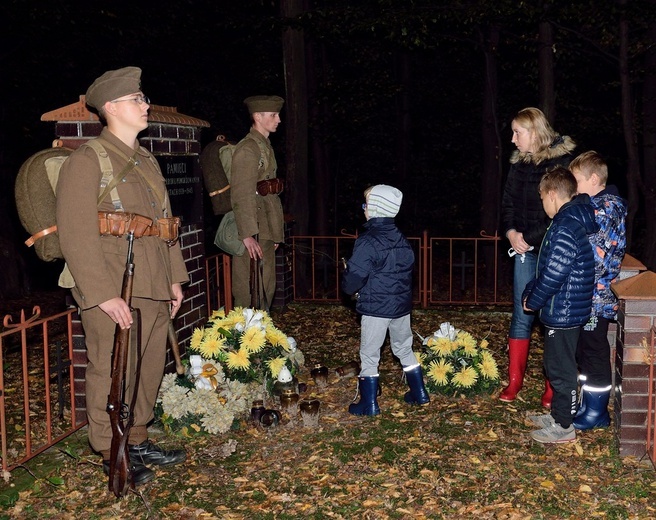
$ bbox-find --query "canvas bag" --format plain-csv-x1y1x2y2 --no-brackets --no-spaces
214,211,245,256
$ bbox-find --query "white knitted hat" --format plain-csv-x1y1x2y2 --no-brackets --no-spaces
367,184,403,218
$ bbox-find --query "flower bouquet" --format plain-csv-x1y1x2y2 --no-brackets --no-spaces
417,322,500,397
156,307,304,435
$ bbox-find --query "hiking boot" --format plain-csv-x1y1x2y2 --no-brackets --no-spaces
528,413,554,428
531,422,576,444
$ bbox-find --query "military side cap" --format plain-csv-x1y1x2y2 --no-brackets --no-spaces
244,95,284,114
86,66,142,109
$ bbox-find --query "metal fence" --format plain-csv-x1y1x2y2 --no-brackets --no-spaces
289,231,513,306
0,306,86,472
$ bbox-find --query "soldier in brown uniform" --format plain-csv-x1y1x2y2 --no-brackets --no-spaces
56,67,189,485
230,95,285,310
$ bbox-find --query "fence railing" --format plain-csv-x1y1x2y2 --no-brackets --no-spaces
0,306,86,472
289,231,512,306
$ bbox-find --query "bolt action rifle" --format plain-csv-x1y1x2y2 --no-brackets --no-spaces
106,231,142,497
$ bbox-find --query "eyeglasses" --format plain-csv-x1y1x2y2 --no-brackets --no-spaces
362,203,367,210
111,95,150,105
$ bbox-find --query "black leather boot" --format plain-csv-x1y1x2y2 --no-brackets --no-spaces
102,460,155,487
128,441,187,466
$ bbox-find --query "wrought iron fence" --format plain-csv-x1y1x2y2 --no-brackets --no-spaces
0,307,86,472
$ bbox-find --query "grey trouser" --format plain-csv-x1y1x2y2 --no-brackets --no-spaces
359,314,417,376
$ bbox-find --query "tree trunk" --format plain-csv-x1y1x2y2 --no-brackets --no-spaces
641,13,656,269
281,0,310,236
618,0,641,250
479,24,503,290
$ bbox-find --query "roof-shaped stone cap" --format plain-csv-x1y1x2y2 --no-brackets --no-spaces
41,95,209,127
621,253,647,271
612,270,656,300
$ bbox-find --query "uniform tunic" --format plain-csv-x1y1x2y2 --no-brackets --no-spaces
56,128,189,456
230,128,284,308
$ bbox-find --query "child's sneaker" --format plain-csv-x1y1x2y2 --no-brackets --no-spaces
528,413,554,428
531,422,576,444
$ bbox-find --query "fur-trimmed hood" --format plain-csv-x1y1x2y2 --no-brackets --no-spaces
510,135,576,165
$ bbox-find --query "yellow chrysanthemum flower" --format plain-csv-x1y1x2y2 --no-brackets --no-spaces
266,327,288,349
427,337,454,357
427,359,453,385
223,309,246,329
414,351,425,365
480,338,489,349
461,341,478,357
226,348,251,371
190,327,204,350
199,336,226,359
479,351,499,380
456,331,477,350
452,366,478,388
240,326,267,353
267,357,287,379
210,308,226,320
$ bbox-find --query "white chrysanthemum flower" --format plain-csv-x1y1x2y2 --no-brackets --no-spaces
160,384,192,419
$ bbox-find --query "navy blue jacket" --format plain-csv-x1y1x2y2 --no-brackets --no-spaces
523,194,599,328
341,218,414,318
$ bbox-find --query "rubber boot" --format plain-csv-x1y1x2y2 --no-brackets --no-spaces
541,379,553,409
499,338,530,402
572,385,611,430
349,376,381,416
403,364,430,405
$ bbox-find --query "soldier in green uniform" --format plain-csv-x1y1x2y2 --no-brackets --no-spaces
56,67,189,486
230,95,285,310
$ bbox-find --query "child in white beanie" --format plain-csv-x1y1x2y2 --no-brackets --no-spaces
341,184,429,415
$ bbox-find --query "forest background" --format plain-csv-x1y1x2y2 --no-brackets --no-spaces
2,0,656,298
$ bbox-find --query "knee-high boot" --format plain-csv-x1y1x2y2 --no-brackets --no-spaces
499,338,530,402
541,379,553,409
403,364,430,405
349,376,381,416
572,385,611,430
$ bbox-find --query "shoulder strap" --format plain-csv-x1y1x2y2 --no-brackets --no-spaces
86,139,139,210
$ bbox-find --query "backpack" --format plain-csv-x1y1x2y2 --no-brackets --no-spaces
199,135,236,216
14,140,128,262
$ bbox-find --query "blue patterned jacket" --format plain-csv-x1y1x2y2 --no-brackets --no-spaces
589,186,627,319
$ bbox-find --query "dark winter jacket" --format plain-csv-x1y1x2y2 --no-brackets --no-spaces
501,136,576,248
589,186,627,319
341,217,414,318
523,194,599,328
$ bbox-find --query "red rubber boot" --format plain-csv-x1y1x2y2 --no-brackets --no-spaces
499,338,530,402
541,379,553,409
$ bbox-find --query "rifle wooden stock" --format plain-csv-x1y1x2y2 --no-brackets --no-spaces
107,232,136,497
167,320,185,375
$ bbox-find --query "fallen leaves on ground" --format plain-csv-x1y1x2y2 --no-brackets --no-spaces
1,303,654,519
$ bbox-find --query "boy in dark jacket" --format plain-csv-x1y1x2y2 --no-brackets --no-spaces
342,184,429,416
523,168,598,443
570,151,627,430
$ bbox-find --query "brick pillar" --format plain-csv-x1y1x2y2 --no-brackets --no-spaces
612,270,656,458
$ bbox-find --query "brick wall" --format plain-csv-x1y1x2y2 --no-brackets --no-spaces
612,271,656,458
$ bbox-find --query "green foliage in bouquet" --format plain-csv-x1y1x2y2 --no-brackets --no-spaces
418,323,500,397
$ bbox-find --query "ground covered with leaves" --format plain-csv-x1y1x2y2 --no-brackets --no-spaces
1,303,655,519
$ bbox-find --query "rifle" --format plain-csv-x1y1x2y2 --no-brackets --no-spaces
167,320,185,376
106,231,142,497
249,256,261,309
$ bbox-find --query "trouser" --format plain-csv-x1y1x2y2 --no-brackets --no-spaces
232,239,276,310
82,298,170,459
509,251,538,339
543,326,580,428
359,314,417,376
576,316,612,388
